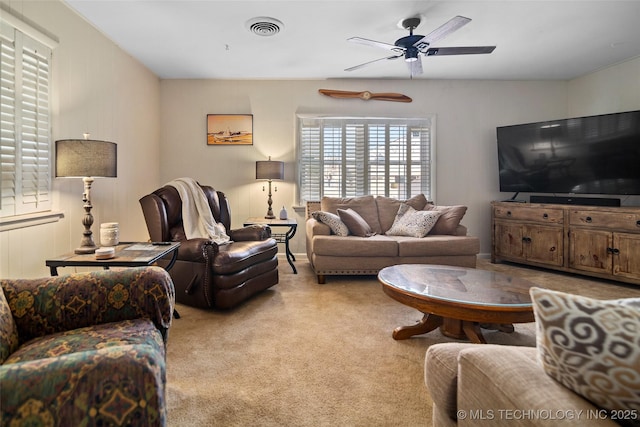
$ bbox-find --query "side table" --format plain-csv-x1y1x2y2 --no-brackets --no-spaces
244,217,297,273
46,242,180,276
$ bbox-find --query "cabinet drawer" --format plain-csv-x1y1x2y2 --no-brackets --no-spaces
493,205,564,224
569,210,640,231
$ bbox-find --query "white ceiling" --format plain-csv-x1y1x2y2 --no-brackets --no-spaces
64,0,640,81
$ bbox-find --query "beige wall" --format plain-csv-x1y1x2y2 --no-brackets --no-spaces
160,79,568,256
2,0,639,278
161,60,640,257
568,56,640,117
0,0,161,278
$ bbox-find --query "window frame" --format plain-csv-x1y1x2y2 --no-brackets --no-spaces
296,114,436,204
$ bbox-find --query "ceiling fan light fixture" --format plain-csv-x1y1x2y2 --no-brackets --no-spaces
404,49,419,62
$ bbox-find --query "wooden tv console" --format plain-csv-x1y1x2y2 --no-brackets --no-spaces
491,201,640,286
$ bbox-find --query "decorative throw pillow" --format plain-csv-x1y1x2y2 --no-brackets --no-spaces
530,287,640,413
424,205,467,235
385,204,441,238
337,208,375,237
311,211,349,236
376,194,429,233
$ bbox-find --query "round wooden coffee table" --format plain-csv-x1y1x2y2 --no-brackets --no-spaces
378,264,536,343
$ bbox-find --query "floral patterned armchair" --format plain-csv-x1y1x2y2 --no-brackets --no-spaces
0,266,175,426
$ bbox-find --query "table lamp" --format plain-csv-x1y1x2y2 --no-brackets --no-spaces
256,156,284,219
55,138,117,254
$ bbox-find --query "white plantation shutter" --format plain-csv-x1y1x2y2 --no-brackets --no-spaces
297,116,433,203
1,25,17,216
299,123,321,201
345,123,365,196
0,20,52,217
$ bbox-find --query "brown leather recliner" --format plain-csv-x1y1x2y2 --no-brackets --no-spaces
139,183,278,309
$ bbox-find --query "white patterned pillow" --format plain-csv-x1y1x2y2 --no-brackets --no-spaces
311,211,349,236
530,287,640,413
385,204,441,238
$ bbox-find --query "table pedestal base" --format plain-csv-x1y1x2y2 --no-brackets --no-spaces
392,313,515,344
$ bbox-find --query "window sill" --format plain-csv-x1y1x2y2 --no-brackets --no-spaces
0,211,64,232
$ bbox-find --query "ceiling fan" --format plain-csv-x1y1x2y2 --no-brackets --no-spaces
346,15,496,77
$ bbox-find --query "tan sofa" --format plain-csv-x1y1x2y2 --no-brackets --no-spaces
425,343,619,427
305,195,480,284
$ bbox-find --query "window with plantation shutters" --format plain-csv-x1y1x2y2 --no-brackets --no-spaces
1,19,53,218
297,116,434,203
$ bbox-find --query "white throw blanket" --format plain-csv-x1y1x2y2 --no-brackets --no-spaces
166,177,231,244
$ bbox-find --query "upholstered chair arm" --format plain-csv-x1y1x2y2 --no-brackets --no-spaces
0,340,167,426
455,224,468,236
306,218,331,236
228,224,272,241
176,238,213,262
2,267,175,344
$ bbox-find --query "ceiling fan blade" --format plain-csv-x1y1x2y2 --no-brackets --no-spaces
344,53,403,72
318,89,412,103
348,37,403,52
425,46,496,56
413,15,471,52
406,57,423,77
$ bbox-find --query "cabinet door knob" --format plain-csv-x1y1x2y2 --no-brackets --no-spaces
585,216,592,223
636,220,640,227
543,213,549,219
506,211,512,217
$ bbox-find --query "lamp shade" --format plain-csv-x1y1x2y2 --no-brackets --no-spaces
55,139,117,178
256,159,284,180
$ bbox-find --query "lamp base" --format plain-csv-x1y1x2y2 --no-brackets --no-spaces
264,179,276,219
76,176,97,254
75,245,97,254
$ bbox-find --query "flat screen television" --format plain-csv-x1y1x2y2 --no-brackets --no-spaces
497,110,640,195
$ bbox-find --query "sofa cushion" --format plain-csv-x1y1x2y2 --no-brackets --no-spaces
386,204,441,238
0,287,19,364
312,235,398,257
376,194,428,233
396,235,480,257
321,195,382,234
311,211,349,236
530,287,640,413
424,205,468,235
338,208,375,237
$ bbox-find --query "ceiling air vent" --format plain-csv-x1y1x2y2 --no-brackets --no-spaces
246,17,284,37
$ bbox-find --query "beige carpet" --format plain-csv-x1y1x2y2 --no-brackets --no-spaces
165,258,640,426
